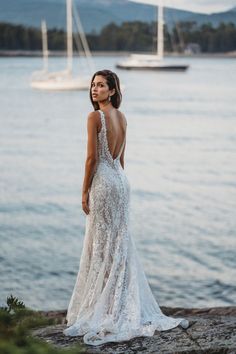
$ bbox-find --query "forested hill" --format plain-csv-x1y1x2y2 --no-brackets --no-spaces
0,0,236,34
1,21,236,53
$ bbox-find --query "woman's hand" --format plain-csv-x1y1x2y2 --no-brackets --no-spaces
82,191,90,215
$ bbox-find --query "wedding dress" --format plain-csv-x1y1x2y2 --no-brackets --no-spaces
63,109,189,345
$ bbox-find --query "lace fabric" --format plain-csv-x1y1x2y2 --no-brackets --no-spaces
63,109,188,345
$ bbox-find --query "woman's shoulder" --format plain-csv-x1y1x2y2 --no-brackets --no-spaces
117,109,127,126
87,110,101,124
87,110,101,119
86,111,102,132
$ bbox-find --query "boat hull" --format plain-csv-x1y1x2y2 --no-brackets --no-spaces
30,78,90,91
116,64,189,71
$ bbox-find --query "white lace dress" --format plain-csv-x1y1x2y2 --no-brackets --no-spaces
63,109,189,345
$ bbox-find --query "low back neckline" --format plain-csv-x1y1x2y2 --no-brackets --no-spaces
99,109,126,162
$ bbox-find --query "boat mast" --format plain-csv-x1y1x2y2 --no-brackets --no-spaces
66,0,73,75
41,20,48,72
72,1,96,74
157,0,164,60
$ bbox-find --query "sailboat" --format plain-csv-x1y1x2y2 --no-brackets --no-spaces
30,0,95,91
116,0,189,71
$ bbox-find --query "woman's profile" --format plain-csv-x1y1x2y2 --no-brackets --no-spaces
63,69,189,345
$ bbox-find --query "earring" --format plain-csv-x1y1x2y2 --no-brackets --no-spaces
108,96,111,102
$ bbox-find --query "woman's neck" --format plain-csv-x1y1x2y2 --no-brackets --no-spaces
99,100,113,111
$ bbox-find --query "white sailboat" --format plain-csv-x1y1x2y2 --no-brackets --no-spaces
116,0,189,71
30,0,95,91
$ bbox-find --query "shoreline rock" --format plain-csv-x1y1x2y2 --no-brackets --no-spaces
31,306,236,353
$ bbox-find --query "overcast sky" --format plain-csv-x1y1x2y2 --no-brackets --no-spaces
129,0,236,14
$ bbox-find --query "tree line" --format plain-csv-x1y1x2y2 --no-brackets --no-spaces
0,21,236,53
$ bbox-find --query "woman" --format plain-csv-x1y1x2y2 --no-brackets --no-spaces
63,69,189,346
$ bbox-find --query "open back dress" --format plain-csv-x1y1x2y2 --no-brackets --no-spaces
63,109,189,345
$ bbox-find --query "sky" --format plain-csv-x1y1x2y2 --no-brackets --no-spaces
129,0,236,14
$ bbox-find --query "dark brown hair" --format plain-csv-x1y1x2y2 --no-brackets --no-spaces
89,69,122,110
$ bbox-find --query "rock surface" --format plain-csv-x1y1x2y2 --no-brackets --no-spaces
31,306,236,353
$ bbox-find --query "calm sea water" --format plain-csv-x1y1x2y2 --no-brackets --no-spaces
0,56,236,311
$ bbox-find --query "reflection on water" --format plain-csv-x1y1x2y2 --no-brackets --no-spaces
0,56,236,310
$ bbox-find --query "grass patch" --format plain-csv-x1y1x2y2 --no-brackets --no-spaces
0,294,84,354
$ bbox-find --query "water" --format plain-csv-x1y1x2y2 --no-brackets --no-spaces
0,56,236,311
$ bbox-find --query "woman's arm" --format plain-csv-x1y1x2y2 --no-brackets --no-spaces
82,112,98,215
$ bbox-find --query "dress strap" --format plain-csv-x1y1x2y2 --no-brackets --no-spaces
98,109,105,131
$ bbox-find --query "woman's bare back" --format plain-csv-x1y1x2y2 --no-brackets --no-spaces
98,109,127,160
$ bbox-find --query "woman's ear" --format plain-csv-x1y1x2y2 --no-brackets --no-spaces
110,88,116,96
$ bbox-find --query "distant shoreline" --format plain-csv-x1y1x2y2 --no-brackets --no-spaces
1,50,236,58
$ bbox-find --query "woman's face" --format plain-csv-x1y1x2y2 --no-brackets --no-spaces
91,75,113,102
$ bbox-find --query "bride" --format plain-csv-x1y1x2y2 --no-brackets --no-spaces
63,69,189,346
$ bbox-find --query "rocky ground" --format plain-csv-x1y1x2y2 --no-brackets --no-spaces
31,306,236,354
